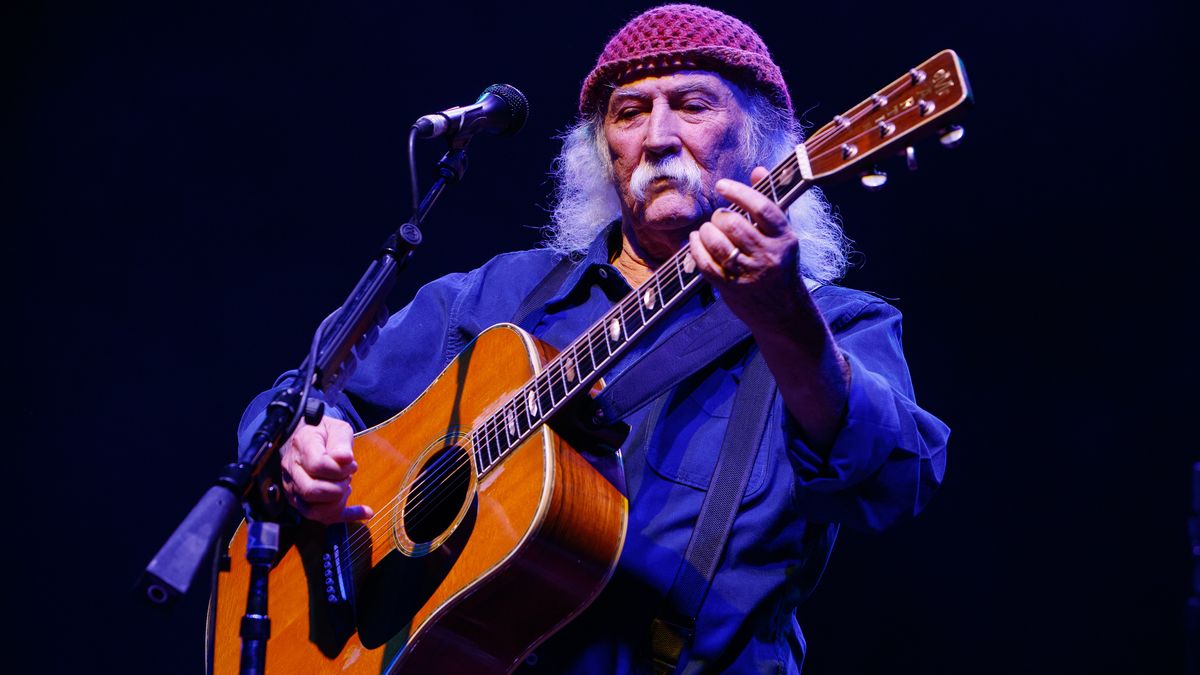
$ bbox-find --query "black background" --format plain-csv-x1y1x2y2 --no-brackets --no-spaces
9,0,1192,673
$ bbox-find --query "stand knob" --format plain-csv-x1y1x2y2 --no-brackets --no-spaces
303,398,325,426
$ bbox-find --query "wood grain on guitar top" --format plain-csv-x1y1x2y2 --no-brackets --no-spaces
210,324,629,675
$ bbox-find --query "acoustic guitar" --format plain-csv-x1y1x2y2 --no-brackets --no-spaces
209,50,971,674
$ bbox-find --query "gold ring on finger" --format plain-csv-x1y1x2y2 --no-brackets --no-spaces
721,247,742,279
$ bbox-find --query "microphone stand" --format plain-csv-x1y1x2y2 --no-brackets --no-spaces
136,139,471,675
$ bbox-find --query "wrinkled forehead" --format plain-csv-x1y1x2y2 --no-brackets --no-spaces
603,69,748,111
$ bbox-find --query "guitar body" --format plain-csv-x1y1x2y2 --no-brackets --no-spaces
210,324,629,674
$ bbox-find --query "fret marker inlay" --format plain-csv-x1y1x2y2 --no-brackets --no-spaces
526,390,538,415
682,255,696,274
643,289,655,309
609,318,622,342
564,356,576,382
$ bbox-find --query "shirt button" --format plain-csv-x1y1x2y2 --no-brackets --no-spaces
597,267,609,280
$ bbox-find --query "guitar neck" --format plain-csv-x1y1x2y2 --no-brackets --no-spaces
469,49,971,476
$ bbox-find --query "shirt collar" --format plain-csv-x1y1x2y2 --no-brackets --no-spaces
542,222,629,312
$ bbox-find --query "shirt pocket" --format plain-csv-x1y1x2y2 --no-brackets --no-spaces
643,365,772,500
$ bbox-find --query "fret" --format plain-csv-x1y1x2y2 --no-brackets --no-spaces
632,293,650,331
538,370,554,409
574,345,587,382
548,364,568,408
560,351,576,395
472,423,485,471
672,256,689,297
591,324,612,363
511,396,527,441
478,420,492,470
623,298,645,338
583,329,600,376
659,261,682,301
521,385,537,429
483,420,499,472
485,422,501,471
634,278,648,329
472,432,486,475
537,379,554,423
620,301,635,338
503,397,519,449
492,416,506,465
543,371,556,407
763,155,806,206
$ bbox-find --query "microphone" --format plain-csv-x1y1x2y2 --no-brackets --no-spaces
413,84,529,140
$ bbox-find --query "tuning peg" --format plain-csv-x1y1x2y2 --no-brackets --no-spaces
904,146,918,171
939,125,965,148
860,168,888,191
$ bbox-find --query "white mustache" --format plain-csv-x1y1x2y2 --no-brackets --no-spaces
629,154,703,202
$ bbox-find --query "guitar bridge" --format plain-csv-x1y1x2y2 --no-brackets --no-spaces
321,524,354,606
297,522,359,656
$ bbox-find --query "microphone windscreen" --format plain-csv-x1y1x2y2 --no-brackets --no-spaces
482,83,529,136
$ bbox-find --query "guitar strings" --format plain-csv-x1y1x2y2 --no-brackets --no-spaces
336,72,934,566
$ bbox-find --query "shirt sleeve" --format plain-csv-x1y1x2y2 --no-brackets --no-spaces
783,297,950,532
235,269,475,451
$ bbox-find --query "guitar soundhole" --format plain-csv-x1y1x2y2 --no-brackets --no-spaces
402,444,473,546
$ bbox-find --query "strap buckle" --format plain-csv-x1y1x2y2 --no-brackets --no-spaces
649,616,692,674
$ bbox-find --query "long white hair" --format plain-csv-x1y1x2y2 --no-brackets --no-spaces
545,91,850,284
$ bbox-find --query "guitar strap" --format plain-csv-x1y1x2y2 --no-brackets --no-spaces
512,254,576,332
647,349,778,674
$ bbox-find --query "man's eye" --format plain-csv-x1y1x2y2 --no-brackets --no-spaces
617,108,643,120
682,101,709,113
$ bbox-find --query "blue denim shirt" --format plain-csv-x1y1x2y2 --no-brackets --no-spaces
238,227,948,673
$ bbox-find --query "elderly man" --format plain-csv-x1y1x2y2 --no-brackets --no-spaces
246,4,948,673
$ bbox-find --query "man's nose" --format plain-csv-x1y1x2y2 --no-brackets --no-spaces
643,102,682,159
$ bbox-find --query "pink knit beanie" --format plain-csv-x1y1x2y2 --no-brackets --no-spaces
579,4,792,115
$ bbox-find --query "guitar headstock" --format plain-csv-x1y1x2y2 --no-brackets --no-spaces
803,49,972,186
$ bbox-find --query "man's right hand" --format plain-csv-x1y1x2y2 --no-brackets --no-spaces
280,416,375,524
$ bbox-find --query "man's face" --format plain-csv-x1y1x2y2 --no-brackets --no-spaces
602,71,750,250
